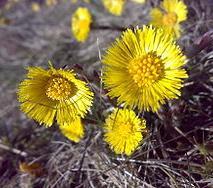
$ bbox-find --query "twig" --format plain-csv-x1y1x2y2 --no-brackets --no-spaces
0,142,27,157
75,130,93,185
91,24,125,31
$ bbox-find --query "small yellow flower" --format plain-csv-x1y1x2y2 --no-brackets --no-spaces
131,0,145,3
104,108,146,155
18,64,93,127
71,7,92,42
60,117,84,142
102,26,188,112
31,2,40,12
45,0,57,6
102,0,125,16
4,0,19,10
150,0,187,38
71,0,90,3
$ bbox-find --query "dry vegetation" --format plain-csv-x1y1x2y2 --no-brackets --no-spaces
0,0,213,187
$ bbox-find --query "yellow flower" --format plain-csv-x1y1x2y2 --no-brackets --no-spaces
102,0,125,16
71,0,90,3
102,26,188,112
131,0,145,3
150,0,187,38
31,2,40,12
71,7,92,42
45,0,57,6
60,117,84,142
18,64,93,127
104,108,146,155
4,0,20,10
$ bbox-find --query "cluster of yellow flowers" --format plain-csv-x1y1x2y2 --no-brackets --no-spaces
18,0,189,156
102,0,146,16
71,0,146,42
71,0,187,42
31,0,59,13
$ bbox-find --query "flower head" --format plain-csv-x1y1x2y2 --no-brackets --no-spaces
31,2,40,12
60,117,84,142
104,108,146,155
71,7,92,42
150,0,187,38
102,0,125,16
102,26,188,112
131,0,145,3
18,64,93,127
46,0,57,6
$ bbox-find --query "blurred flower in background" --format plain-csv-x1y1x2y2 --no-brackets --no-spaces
131,0,145,4
45,0,57,6
3,0,19,10
71,7,92,42
150,0,188,38
31,2,41,12
104,108,146,156
102,0,125,16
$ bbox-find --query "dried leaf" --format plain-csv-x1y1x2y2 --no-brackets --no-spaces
19,162,44,177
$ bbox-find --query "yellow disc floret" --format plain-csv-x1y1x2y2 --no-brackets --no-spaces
128,52,164,88
46,77,76,101
162,12,178,26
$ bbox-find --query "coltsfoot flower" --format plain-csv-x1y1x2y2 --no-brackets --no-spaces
18,64,93,127
150,0,188,38
104,108,146,155
71,7,92,42
46,0,57,6
60,117,84,142
102,26,188,112
131,0,145,3
31,2,40,12
102,0,125,16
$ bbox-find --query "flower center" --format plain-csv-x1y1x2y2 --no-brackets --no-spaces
128,52,165,88
162,12,177,26
115,121,134,138
79,20,89,29
45,77,76,101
